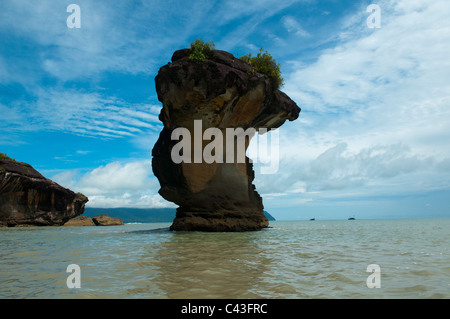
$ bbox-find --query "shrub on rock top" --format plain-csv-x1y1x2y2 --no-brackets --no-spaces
240,48,284,91
189,39,215,64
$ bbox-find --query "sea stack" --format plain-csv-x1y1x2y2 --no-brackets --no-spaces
152,48,300,231
0,159,88,227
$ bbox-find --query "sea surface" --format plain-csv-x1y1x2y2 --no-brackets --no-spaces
0,218,449,299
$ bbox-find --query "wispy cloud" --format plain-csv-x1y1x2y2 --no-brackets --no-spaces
0,0,174,82
215,0,305,51
23,88,162,138
282,15,310,37
282,0,450,154
0,0,217,140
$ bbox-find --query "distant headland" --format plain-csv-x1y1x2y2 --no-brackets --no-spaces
84,207,276,224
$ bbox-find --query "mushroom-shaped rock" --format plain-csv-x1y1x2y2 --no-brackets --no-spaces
152,49,300,231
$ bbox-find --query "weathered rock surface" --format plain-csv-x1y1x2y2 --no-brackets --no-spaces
64,215,95,226
152,49,300,231
92,214,124,226
0,159,88,227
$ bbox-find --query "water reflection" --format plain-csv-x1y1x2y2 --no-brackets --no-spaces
133,230,274,298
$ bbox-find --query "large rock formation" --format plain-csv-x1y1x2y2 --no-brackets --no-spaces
0,159,88,226
152,49,300,231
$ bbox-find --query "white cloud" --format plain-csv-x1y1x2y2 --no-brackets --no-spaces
0,1,188,140
0,1,156,80
23,88,161,138
266,0,450,204
214,0,301,25
254,141,444,195
76,150,91,155
51,160,173,209
86,194,173,209
77,161,154,193
282,15,310,37
284,0,450,131
216,0,305,50
0,0,208,84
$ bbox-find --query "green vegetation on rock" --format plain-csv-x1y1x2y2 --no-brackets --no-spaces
240,48,284,91
0,153,15,161
189,39,215,64
188,39,283,91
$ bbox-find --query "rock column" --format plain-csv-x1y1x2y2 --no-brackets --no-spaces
152,49,300,231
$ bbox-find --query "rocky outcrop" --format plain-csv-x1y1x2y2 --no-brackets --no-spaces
64,215,95,226
0,159,88,227
92,214,124,226
64,214,124,226
152,49,300,231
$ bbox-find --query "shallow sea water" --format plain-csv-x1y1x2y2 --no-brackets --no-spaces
0,218,449,299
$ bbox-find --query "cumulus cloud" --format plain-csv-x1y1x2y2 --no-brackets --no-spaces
254,141,449,198
85,194,173,209
77,161,154,192
51,160,173,209
301,143,436,190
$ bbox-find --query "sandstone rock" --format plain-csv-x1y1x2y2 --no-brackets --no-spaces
152,49,300,231
0,159,88,227
64,215,95,226
92,214,124,226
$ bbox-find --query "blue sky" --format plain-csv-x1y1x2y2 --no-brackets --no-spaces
1,0,450,220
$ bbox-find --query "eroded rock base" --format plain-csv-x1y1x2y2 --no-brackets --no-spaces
170,210,269,232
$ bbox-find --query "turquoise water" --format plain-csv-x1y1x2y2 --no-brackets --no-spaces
0,218,449,298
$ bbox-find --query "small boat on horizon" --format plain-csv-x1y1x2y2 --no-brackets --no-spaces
310,218,315,221
348,216,355,220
